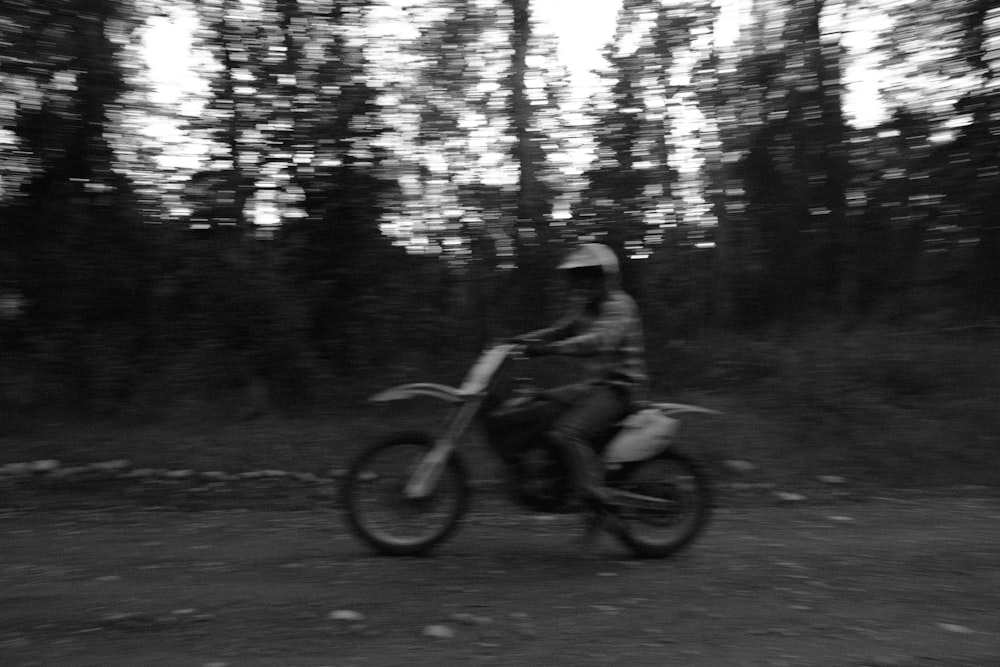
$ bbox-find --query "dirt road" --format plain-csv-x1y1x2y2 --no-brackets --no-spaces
2,491,999,666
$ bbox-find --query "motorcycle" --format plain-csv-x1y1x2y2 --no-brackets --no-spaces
342,342,718,558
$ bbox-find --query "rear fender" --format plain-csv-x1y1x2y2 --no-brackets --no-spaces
369,383,467,404
603,403,721,464
603,414,680,464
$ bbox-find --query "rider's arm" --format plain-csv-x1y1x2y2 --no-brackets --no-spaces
548,295,634,356
518,307,581,342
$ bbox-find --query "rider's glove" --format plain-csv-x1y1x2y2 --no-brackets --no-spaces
524,340,553,358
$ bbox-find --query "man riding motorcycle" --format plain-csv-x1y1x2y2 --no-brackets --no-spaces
515,242,648,507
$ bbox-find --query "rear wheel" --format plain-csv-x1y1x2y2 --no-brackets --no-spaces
342,433,469,556
608,450,712,558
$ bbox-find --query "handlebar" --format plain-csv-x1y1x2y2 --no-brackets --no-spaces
505,341,530,361
504,338,549,360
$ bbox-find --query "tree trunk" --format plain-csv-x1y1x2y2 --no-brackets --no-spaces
505,0,548,327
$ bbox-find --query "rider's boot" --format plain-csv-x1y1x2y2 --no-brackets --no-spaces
571,444,613,508
563,442,627,541
549,431,621,547
578,494,626,552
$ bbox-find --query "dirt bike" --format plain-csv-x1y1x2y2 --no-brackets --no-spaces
342,343,718,558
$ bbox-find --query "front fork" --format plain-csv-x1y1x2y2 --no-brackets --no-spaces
404,397,483,499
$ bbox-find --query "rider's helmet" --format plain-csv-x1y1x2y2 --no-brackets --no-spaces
558,242,620,278
557,243,619,300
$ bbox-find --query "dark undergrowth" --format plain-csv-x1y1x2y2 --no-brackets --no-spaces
657,323,1000,488
2,324,998,491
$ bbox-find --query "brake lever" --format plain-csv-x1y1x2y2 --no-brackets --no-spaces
504,340,530,361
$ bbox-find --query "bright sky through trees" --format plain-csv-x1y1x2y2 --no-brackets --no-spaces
140,0,892,163
140,0,626,172
136,0,950,236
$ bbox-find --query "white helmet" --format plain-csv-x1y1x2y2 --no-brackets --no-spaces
558,243,620,277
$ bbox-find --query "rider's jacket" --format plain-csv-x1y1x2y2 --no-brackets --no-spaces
525,289,648,400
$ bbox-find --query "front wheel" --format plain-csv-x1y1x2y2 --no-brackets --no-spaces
342,433,469,556
608,450,712,559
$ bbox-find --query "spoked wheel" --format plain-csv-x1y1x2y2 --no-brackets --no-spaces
342,433,469,556
607,450,712,559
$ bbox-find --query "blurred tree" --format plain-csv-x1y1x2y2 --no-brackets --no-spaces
392,0,500,264
0,0,154,407
872,0,999,313
504,0,559,328
274,0,407,374
577,0,694,254
696,0,783,328
575,0,717,338
185,0,259,235
697,46,761,328
734,0,851,326
844,110,937,317
941,0,1000,310
375,0,570,336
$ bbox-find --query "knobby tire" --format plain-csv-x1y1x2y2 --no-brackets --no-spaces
342,432,469,556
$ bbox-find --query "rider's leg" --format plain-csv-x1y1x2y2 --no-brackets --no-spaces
548,384,630,505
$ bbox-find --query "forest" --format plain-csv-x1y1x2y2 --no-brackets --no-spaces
1,0,998,421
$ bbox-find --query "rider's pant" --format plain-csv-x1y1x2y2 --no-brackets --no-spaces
548,383,630,499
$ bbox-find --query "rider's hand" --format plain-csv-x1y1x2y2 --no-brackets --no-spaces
524,340,553,358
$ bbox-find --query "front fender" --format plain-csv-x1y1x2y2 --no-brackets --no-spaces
369,382,467,404
649,402,723,417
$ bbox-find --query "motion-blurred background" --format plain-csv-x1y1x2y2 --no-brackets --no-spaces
1,1,997,486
